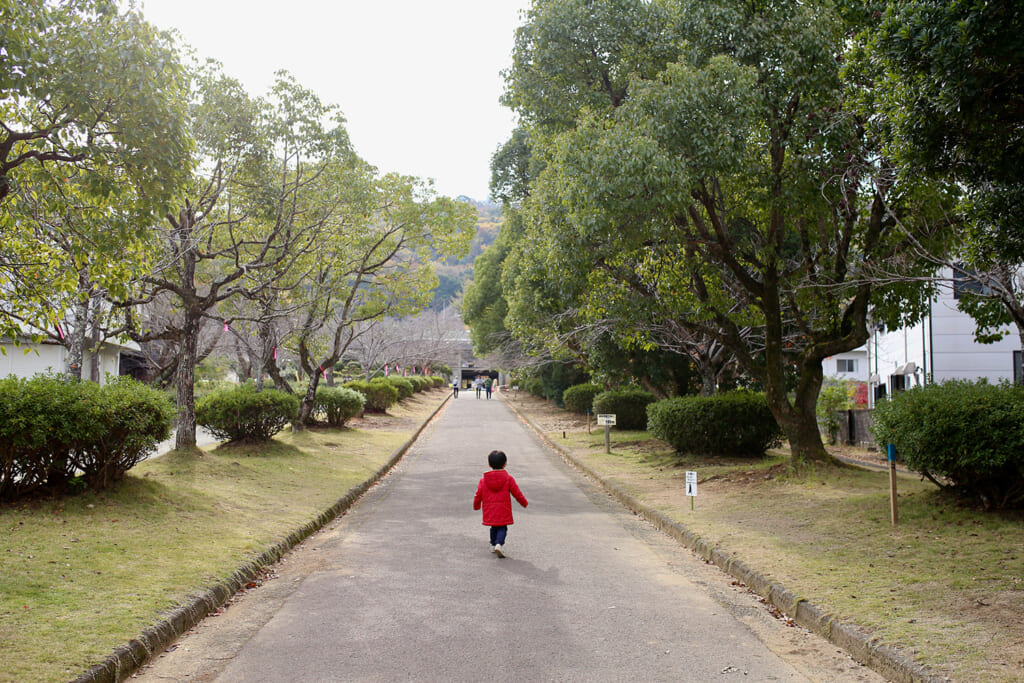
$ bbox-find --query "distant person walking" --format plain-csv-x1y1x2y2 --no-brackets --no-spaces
452,381,459,398
472,450,528,558
484,377,493,400
474,377,483,399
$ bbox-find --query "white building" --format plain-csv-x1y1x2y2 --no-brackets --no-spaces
866,270,1021,406
1,337,147,385
824,348,869,383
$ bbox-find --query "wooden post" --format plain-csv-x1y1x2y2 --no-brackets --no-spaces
605,424,611,454
888,444,898,526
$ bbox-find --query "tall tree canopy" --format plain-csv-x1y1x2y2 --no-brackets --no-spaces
869,0,1024,347
0,0,190,341
481,0,948,463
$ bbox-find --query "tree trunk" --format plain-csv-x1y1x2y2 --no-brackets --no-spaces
767,357,837,464
174,316,200,449
295,374,320,428
88,293,102,383
266,359,294,394
65,287,89,382
697,361,717,397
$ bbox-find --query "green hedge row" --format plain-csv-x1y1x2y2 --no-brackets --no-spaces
313,386,365,427
647,391,781,457
872,380,1024,509
344,379,399,413
592,388,657,430
563,383,604,414
196,384,299,442
0,375,174,500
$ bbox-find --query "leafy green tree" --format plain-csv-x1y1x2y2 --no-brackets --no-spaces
497,0,947,463
289,173,476,426
119,69,340,449
869,0,1024,352
0,0,190,341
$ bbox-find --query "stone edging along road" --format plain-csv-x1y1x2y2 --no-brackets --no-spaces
501,396,948,683
71,395,452,683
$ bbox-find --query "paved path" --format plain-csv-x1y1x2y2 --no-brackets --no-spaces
153,427,219,457
137,393,881,682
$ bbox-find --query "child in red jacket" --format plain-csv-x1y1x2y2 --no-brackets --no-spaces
473,450,528,558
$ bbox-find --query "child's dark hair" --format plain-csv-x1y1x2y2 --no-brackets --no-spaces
488,450,507,469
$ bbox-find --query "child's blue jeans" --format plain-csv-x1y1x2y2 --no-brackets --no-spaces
489,525,508,546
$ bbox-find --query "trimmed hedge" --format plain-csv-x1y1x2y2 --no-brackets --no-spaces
345,379,399,413
195,384,299,443
522,377,544,398
563,383,604,414
592,388,657,430
73,377,177,490
407,376,430,393
313,386,365,427
0,375,173,500
384,376,415,400
871,380,1024,509
647,391,781,457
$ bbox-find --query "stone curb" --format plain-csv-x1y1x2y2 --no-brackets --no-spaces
71,395,450,683
502,396,949,683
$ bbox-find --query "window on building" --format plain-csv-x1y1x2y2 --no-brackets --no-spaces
952,263,993,300
836,358,857,373
1015,350,1023,385
890,374,906,393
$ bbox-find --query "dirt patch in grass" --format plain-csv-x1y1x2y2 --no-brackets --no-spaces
0,390,447,683
510,393,1024,682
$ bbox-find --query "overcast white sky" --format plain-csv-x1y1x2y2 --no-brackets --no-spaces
138,1,532,201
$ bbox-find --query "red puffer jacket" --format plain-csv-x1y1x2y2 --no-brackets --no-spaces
473,469,528,526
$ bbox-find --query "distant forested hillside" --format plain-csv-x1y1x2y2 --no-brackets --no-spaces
428,198,500,310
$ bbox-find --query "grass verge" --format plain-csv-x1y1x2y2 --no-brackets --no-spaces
0,392,443,683
509,394,1024,683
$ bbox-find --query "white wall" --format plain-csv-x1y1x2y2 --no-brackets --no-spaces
1,341,130,385
929,295,1018,383
824,349,869,383
0,343,66,378
870,319,929,388
869,275,1021,403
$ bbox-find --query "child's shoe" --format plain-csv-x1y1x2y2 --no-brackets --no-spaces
493,545,505,558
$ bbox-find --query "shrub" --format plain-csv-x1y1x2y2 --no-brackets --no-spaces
0,375,79,499
816,379,855,445
648,391,781,457
384,376,415,400
313,386,365,427
407,376,431,393
871,380,1024,509
72,377,174,490
592,388,657,430
522,377,544,397
346,379,399,413
0,375,174,500
563,383,604,414
196,385,299,442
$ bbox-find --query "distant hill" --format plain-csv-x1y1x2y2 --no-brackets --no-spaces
429,198,501,310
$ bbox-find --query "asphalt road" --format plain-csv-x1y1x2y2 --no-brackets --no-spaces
136,392,882,682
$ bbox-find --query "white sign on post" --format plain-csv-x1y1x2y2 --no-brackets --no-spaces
596,414,617,426
685,471,697,497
